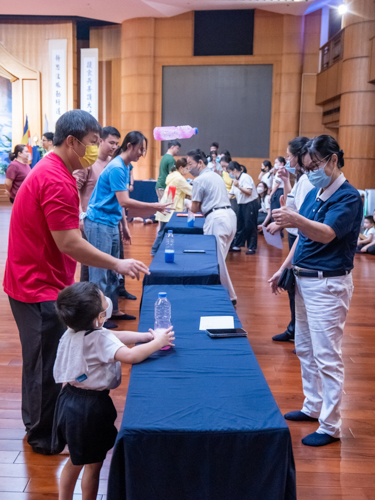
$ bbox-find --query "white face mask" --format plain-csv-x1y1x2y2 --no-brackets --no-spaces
96,296,113,328
257,186,264,194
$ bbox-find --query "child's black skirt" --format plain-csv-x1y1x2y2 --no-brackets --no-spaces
52,383,117,465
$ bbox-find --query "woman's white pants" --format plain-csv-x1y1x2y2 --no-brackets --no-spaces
204,209,237,301
295,274,354,437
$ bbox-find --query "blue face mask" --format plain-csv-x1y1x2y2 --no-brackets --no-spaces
285,161,295,176
307,161,331,189
229,173,236,179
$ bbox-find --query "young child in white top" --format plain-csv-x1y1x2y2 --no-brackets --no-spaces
356,216,375,253
52,281,175,500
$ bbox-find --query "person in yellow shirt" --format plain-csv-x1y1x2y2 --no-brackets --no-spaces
220,154,233,193
151,158,192,255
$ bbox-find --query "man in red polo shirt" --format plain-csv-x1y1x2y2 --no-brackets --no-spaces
3,110,149,455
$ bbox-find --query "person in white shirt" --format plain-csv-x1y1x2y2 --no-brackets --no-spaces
356,216,375,253
187,149,237,304
258,160,273,193
267,137,313,342
270,156,286,214
257,181,271,226
52,282,175,500
228,162,259,255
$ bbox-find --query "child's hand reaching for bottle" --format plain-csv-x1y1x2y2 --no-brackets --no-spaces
149,326,175,348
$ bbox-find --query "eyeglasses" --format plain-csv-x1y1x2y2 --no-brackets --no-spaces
140,149,147,157
302,154,331,173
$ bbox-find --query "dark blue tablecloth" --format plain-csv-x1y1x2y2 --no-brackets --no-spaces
107,285,296,500
143,234,220,286
129,179,157,203
165,212,205,234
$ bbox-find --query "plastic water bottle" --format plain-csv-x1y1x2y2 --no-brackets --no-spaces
187,209,195,228
153,126,198,141
154,292,172,350
165,230,174,263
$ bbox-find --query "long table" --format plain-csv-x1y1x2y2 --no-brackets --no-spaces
107,285,296,500
143,234,220,286
165,212,205,234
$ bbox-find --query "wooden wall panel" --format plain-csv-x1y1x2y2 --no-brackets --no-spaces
0,20,76,142
316,61,343,104
340,0,375,189
90,25,122,133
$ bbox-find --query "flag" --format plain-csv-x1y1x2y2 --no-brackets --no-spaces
43,114,49,134
21,115,32,161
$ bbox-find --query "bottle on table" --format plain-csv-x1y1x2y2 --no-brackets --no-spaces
153,126,198,141
165,230,174,263
154,292,172,350
187,209,195,228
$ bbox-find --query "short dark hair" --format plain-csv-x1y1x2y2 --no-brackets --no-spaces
56,282,103,332
262,160,272,170
9,144,27,162
176,157,187,170
209,151,218,161
102,126,120,140
277,156,286,165
288,136,310,180
228,161,242,172
114,131,148,158
43,132,54,142
305,135,345,169
54,110,102,146
365,216,374,224
211,142,219,149
187,149,208,165
168,140,181,149
220,154,231,164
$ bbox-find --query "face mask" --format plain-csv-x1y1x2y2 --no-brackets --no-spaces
257,186,264,194
307,161,331,189
189,167,200,177
73,139,99,168
97,296,113,328
261,168,266,173
229,173,236,179
285,161,296,176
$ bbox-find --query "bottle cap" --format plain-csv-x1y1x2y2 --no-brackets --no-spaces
168,230,173,234
158,292,167,298
194,127,198,134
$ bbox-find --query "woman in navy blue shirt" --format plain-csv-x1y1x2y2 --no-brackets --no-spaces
269,135,362,447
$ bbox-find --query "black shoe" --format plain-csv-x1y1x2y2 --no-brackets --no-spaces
231,299,237,306
110,313,136,321
246,249,256,255
119,289,137,300
302,432,340,447
272,331,294,342
104,320,118,329
284,411,319,422
229,247,241,252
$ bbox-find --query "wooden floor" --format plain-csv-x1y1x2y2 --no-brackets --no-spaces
0,203,375,500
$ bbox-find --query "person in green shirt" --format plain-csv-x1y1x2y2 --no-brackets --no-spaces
155,140,181,200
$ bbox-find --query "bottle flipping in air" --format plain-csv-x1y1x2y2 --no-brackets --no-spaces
165,230,175,263
153,126,198,141
154,292,172,350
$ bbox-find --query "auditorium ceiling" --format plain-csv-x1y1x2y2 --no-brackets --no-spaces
0,0,340,23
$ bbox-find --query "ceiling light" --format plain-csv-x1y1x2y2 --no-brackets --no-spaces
338,4,348,15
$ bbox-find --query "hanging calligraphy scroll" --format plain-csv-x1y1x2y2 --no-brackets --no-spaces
80,48,98,120
49,39,67,128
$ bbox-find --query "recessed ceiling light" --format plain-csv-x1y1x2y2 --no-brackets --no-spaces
338,4,348,15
